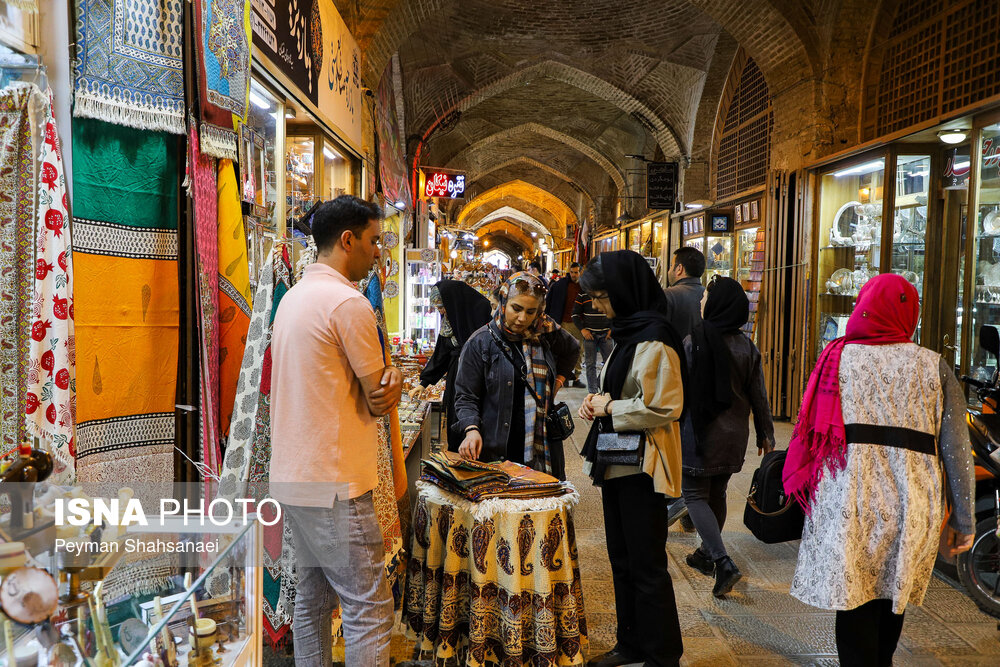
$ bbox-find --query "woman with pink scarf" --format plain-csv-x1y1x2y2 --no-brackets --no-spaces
783,273,975,665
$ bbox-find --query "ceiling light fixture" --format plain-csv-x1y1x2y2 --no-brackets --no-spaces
830,160,885,178
249,90,269,110
937,129,968,145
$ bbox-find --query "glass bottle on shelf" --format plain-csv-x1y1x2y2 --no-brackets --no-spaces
816,157,885,356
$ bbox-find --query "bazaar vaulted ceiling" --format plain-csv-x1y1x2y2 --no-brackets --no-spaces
333,0,879,243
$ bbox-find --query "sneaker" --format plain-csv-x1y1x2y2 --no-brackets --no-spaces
685,548,715,577
712,556,742,598
586,646,643,667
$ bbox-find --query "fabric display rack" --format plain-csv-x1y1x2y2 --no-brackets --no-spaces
0,1,408,665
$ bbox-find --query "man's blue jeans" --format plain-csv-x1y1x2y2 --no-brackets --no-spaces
283,491,393,666
584,333,614,393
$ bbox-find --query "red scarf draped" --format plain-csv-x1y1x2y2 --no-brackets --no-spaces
783,274,920,510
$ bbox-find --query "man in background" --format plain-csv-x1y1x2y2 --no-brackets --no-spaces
663,246,706,530
545,262,584,384
663,247,706,339
572,286,613,394
270,195,402,666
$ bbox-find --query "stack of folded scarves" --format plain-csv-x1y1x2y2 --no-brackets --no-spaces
420,451,568,501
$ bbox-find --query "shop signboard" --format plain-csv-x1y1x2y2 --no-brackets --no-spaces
646,161,678,211
422,170,467,199
252,0,363,148
251,0,318,103
318,0,363,148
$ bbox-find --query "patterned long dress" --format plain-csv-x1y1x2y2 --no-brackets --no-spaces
790,342,968,614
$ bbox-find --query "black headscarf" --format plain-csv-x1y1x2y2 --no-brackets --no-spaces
600,250,687,400
689,276,749,435
434,279,492,346
582,250,688,481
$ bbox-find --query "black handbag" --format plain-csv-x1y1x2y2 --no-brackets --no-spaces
743,449,805,544
595,420,645,466
489,328,575,441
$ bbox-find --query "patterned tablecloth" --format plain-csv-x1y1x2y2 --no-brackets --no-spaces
403,481,588,666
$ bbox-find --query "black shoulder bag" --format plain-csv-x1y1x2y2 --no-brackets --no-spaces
489,327,575,442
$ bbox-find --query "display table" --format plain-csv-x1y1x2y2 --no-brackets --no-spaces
401,399,433,503
403,481,588,666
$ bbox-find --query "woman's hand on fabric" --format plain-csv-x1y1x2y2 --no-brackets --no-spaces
579,394,596,420
939,525,975,558
458,430,483,460
590,393,612,417
757,436,775,456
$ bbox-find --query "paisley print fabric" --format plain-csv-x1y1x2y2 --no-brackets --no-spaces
791,343,945,614
404,481,587,666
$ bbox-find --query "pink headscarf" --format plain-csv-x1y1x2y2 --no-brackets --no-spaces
783,274,920,510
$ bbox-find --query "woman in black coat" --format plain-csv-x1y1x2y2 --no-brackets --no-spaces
409,279,492,451
681,277,775,597
452,272,579,479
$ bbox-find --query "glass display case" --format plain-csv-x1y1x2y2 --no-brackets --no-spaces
704,235,733,282
889,154,929,342
736,226,766,339
815,157,886,354
968,123,1000,384
286,135,317,225
0,485,262,667
406,249,442,346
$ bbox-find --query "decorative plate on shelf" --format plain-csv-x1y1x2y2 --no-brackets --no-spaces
387,258,399,277
983,210,1000,234
382,230,399,249
384,280,399,299
420,248,436,262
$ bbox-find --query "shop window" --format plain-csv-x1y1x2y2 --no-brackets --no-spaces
286,135,316,224
863,0,1000,141
714,55,773,199
815,158,886,353
968,124,1000,383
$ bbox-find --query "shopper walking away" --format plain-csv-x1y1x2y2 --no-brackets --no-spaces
453,271,579,479
528,260,549,287
663,247,706,339
409,279,492,451
573,289,613,394
269,196,401,667
681,277,774,597
578,250,686,667
783,273,975,666
545,262,584,384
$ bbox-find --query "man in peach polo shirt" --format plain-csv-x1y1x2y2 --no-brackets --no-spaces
269,195,402,666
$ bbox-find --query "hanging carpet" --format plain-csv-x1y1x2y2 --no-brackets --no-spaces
193,0,251,159
27,88,77,480
189,123,221,476
217,159,251,439
73,0,185,134
0,84,41,455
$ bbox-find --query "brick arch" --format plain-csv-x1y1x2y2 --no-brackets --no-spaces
466,157,597,214
445,123,626,194
471,207,555,241
458,187,576,242
424,60,686,157
474,220,536,251
364,0,818,108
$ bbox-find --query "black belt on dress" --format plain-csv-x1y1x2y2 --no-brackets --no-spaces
844,423,937,456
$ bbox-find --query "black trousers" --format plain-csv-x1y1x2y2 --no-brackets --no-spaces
835,599,905,666
681,472,733,561
601,474,683,666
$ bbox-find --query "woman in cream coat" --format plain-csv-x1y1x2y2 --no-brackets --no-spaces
578,250,686,667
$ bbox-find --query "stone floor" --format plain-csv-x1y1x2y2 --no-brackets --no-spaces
550,387,1000,666
271,386,1000,665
